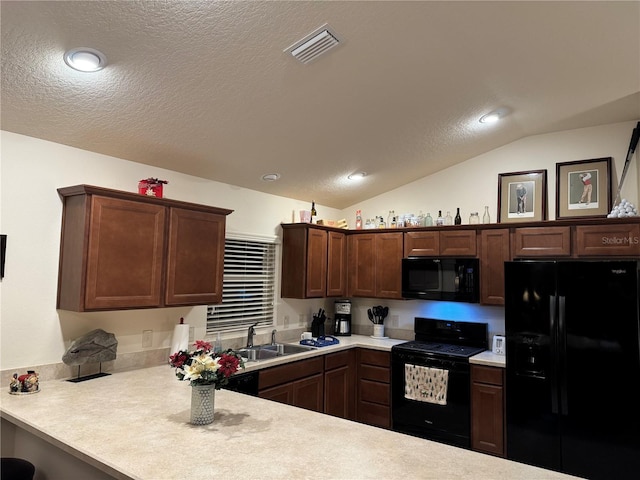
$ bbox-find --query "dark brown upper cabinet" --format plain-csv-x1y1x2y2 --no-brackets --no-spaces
281,224,347,298
57,185,232,311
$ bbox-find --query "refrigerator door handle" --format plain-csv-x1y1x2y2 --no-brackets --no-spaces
558,295,568,416
549,295,559,415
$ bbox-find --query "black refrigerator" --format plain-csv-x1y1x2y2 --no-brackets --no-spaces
505,260,640,480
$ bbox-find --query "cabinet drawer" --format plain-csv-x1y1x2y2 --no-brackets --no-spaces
359,379,390,405
440,230,477,256
359,364,390,383
259,357,323,390
324,350,352,370
512,227,571,257
472,365,503,386
357,401,390,429
358,349,390,368
575,224,640,256
404,231,439,256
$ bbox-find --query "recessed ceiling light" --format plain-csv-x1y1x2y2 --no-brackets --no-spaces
479,107,510,124
348,172,367,181
261,173,280,182
64,47,107,72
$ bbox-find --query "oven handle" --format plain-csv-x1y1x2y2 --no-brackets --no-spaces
392,354,468,372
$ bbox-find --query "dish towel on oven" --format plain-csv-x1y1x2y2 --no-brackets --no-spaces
404,364,449,405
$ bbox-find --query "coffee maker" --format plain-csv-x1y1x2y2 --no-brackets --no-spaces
333,300,352,336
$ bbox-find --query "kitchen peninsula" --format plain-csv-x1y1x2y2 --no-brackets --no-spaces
2,340,572,480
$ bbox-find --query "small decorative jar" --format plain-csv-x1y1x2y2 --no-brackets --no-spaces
469,212,480,224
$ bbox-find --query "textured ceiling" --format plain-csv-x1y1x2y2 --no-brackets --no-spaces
2,1,639,209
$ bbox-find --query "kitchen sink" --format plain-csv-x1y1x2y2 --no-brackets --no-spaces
263,343,317,355
238,343,316,362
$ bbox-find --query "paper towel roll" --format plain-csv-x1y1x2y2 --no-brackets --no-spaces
170,324,190,355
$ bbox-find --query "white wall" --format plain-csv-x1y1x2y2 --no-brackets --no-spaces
2,120,638,372
0,131,341,371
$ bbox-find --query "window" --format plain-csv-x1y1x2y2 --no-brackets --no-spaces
206,236,276,334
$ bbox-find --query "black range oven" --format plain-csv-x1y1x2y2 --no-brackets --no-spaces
391,318,487,449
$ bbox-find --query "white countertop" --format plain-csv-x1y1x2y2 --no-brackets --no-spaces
239,335,505,371
1,335,574,480
1,363,575,480
469,350,506,368
239,334,406,373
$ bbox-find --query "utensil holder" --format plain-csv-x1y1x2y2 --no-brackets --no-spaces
373,324,385,338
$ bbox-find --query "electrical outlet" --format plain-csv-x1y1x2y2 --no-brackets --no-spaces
299,314,305,326
142,330,153,348
284,315,290,328
189,327,195,342
390,315,399,328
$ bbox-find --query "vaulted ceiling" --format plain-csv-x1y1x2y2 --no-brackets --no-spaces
2,1,639,208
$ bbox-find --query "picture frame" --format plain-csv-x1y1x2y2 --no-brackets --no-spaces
497,170,548,223
555,157,612,219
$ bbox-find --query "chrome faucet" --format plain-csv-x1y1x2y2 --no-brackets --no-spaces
246,323,258,348
271,329,277,345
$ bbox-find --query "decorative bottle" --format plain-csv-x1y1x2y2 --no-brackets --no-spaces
469,212,479,224
454,208,462,225
387,210,395,228
483,206,490,224
311,201,317,222
355,210,362,230
445,211,453,225
436,210,444,226
425,213,433,226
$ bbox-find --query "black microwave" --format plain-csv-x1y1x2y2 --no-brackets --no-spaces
401,257,479,303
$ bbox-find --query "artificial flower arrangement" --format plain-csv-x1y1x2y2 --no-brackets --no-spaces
169,340,245,388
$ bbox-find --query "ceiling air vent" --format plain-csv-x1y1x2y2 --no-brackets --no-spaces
287,25,341,65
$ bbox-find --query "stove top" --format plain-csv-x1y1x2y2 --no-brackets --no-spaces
392,340,486,359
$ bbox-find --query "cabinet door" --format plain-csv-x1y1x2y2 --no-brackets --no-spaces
165,208,226,305
326,231,346,297
479,229,510,305
305,228,328,297
471,365,505,457
471,382,504,456
324,350,356,419
281,226,327,298
259,383,293,405
292,373,324,412
324,366,353,419
375,233,403,299
85,196,166,309
348,234,376,297
440,230,477,256
404,231,439,256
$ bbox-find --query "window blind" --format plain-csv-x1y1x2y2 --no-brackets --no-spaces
206,237,276,334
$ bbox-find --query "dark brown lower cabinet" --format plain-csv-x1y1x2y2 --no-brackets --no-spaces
258,357,324,412
324,350,356,420
356,349,391,429
471,364,505,457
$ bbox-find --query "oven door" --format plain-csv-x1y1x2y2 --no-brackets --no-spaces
391,349,472,448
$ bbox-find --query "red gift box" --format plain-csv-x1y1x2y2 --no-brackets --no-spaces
138,178,167,197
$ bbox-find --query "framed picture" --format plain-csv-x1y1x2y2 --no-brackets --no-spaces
556,157,612,219
497,170,548,223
